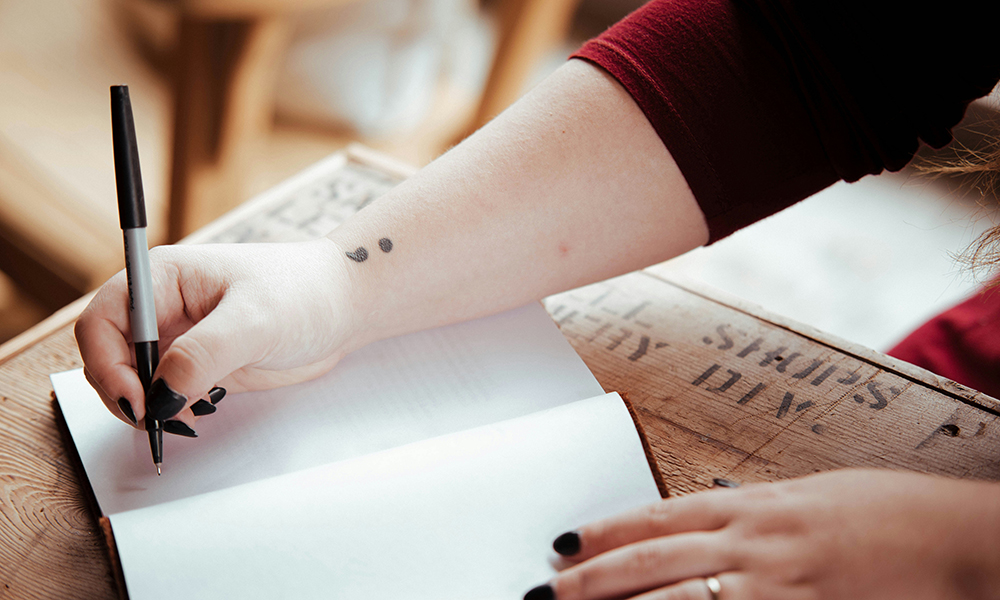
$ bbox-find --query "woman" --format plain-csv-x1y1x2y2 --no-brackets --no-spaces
76,0,1000,597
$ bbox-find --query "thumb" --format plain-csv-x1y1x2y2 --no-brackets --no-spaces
144,303,262,421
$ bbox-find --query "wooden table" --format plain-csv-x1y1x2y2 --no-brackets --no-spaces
1,146,997,598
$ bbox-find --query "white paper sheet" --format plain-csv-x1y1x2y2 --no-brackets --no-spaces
111,393,661,600
52,303,605,515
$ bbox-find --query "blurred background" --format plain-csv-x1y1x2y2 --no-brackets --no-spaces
0,0,997,356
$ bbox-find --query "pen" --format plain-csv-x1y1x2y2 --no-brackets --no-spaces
111,84,163,475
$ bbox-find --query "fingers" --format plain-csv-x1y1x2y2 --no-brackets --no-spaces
631,576,722,600
145,296,258,421
82,365,141,428
530,571,803,600
551,532,734,600
162,409,200,438
148,386,227,438
557,492,737,562
630,574,758,600
76,284,146,427
632,573,809,600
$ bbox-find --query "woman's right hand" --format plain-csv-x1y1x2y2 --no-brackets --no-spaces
75,59,714,433
75,238,359,431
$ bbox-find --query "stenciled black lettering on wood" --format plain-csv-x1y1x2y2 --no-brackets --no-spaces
707,370,741,393
759,347,787,367
838,369,862,385
622,301,650,321
776,391,795,419
792,359,823,379
737,338,763,358
811,365,837,386
606,328,633,351
714,324,734,350
737,383,766,405
693,364,721,387
775,352,802,373
628,335,651,361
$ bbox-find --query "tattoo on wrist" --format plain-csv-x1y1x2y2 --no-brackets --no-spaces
345,238,393,263
346,247,369,262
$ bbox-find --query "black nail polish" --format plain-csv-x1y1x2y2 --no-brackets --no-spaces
146,379,187,421
208,386,227,405
190,400,217,416
163,420,198,438
117,397,137,426
552,531,581,556
712,478,740,488
524,584,554,600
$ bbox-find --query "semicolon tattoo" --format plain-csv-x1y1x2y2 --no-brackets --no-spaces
346,238,392,263
346,247,369,262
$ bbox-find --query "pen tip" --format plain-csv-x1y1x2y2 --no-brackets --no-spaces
156,464,162,476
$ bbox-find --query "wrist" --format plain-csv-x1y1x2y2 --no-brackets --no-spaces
316,234,387,355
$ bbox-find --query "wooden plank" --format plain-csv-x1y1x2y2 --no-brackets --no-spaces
0,324,104,598
643,267,1000,414
545,272,1000,496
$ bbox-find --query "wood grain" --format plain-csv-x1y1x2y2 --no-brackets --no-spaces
168,14,293,240
470,0,582,130
545,272,1000,496
0,0,171,307
2,147,996,597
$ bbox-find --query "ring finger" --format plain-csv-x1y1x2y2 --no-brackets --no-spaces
552,532,733,600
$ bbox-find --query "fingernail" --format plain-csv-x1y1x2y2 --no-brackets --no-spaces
117,397,137,426
163,420,198,438
146,379,187,420
208,386,227,405
552,531,581,556
190,399,217,416
191,400,219,417
524,584,554,600
712,478,740,488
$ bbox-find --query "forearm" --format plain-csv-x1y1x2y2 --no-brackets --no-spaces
327,59,708,349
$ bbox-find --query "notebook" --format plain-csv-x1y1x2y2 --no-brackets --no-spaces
52,302,663,599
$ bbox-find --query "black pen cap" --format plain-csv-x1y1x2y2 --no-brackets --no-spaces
110,85,147,230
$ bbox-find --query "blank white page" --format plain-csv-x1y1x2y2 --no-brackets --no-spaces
53,303,605,515
111,392,662,600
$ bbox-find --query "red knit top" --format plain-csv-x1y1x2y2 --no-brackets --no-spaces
573,0,1000,242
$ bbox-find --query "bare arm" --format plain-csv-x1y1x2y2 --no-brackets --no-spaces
328,59,708,349
76,59,707,426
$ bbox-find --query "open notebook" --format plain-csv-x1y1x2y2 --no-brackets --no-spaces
52,303,663,599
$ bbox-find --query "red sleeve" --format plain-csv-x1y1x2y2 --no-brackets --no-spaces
888,279,1000,400
572,0,1000,243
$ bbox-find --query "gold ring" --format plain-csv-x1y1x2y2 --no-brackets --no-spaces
705,576,722,600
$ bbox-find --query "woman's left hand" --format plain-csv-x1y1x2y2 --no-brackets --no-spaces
533,469,1000,600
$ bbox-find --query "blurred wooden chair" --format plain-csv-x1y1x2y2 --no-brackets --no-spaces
0,0,171,312
167,0,584,239
0,0,582,320
164,0,372,240
471,0,582,130
0,0,357,316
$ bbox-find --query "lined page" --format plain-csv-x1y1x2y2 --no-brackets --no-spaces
53,303,605,515
112,393,661,600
